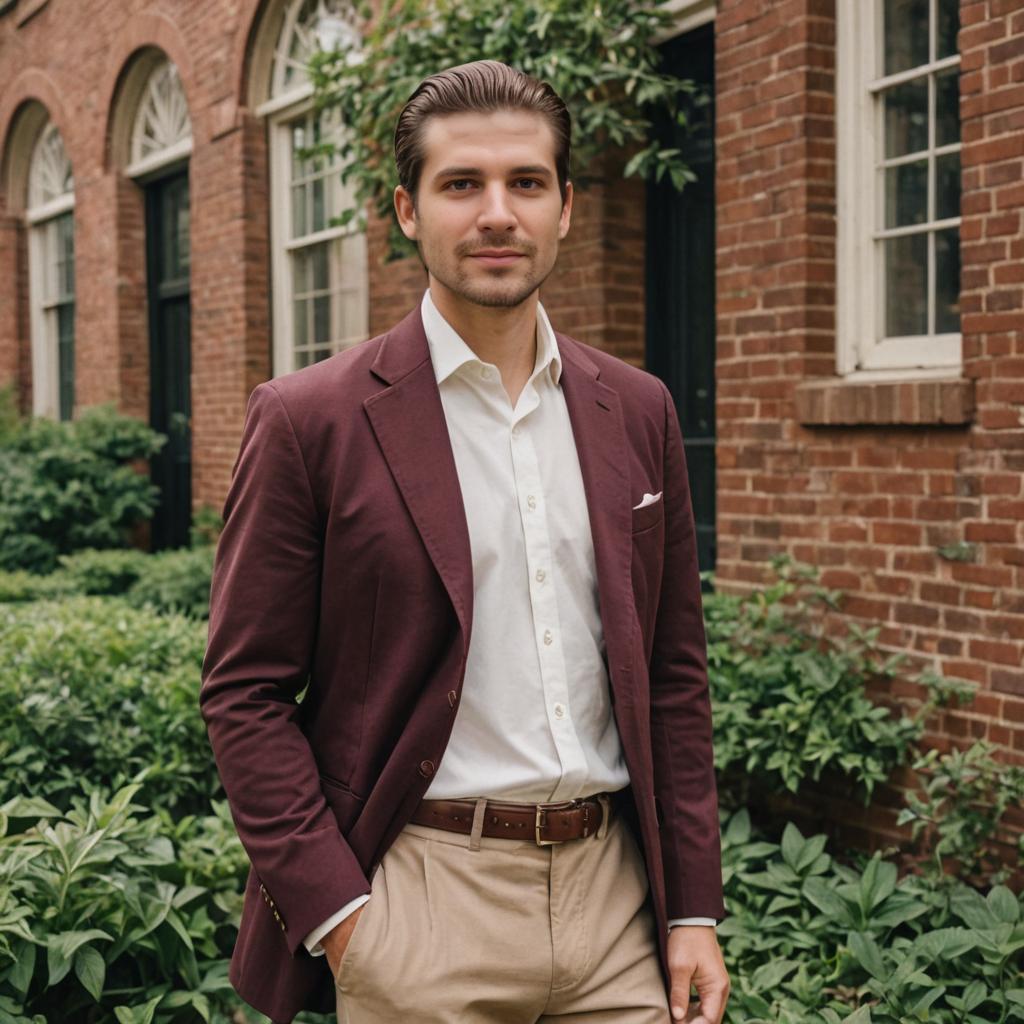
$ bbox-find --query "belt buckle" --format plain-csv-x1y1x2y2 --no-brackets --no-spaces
535,800,579,846
535,806,559,846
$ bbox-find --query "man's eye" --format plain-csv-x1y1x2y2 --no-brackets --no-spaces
447,180,474,191
516,178,541,189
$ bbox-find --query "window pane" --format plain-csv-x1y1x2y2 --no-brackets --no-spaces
291,182,307,239
937,0,959,60
291,123,307,178
60,215,75,299
312,177,326,233
57,302,75,421
935,151,960,220
293,249,310,295
884,233,928,337
935,69,960,147
313,295,331,344
884,79,929,157
312,243,329,290
293,298,308,348
935,229,960,333
885,160,928,227
884,0,929,75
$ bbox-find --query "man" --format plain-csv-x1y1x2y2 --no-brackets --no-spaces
200,60,729,1024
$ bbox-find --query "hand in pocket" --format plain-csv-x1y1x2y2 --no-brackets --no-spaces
324,904,367,982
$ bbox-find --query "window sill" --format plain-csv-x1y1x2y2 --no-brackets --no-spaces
794,377,974,427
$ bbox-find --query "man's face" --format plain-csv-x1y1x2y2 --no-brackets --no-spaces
394,109,573,309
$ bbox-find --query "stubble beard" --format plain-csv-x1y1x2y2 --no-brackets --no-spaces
423,236,557,310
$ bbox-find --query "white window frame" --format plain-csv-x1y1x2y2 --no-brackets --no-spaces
125,57,193,180
836,0,962,381
26,124,75,420
255,0,368,378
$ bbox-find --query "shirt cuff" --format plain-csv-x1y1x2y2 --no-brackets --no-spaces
668,916,717,929
303,893,371,956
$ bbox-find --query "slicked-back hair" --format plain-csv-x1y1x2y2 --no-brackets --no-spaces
394,60,571,206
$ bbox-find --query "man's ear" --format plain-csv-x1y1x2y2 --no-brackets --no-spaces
558,180,574,240
394,185,418,241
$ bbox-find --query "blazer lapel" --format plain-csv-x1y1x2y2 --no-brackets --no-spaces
557,335,636,704
363,308,474,648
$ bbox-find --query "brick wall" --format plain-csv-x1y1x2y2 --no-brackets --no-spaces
714,0,1024,860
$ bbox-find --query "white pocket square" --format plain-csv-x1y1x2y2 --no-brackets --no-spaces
632,491,662,510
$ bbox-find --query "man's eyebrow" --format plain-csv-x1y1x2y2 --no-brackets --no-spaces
432,165,554,182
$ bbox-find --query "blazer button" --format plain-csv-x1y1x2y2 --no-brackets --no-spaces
419,759,435,778
447,690,458,708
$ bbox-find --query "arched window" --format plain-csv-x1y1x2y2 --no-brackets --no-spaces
27,121,75,420
126,57,193,179
255,0,368,374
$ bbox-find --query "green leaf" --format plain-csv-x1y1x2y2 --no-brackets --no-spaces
848,932,887,982
113,994,162,1024
6,941,36,997
987,885,1020,924
46,929,113,986
841,1006,873,1023
73,945,105,1002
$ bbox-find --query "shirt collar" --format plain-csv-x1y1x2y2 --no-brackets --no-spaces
421,289,563,387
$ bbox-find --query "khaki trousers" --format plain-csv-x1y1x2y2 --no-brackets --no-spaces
334,800,670,1023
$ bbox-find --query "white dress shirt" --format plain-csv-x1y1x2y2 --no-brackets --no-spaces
304,291,714,954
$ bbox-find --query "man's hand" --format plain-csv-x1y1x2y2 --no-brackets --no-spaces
667,926,730,1023
322,905,365,980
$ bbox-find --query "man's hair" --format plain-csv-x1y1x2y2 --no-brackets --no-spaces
394,60,571,206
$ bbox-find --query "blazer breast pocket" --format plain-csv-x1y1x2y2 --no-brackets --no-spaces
631,495,664,534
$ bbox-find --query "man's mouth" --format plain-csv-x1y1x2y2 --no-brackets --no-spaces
468,250,526,266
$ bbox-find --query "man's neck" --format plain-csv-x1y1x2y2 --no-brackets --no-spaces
429,279,539,389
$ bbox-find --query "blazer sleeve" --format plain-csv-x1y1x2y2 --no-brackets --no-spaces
199,382,371,955
648,378,725,921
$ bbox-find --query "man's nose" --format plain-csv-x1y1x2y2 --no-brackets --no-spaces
476,183,517,233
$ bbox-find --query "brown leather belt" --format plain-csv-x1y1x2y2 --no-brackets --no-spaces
411,796,606,845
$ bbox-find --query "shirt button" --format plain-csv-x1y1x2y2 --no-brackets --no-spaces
553,702,566,719
535,568,546,582
527,494,537,510
511,425,520,439
543,629,553,645
480,367,493,380
418,759,435,778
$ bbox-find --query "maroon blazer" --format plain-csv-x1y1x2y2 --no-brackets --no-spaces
199,305,724,1023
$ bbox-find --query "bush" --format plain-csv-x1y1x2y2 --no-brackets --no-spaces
0,598,213,816
703,556,962,806
719,808,1024,1023
0,405,165,574
0,783,245,1024
55,547,152,596
899,739,1024,886
127,546,214,621
0,546,214,620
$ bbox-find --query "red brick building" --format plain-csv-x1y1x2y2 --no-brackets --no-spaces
1,0,1022,826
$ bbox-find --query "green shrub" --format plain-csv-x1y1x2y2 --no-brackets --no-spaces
899,739,1024,886
719,808,1024,1023
0,546,214,620
127,546,214,621
0,783,244,1024
0,570,72,604
704,556,959,806
55,547,151,596
0,405,165,574
0,597,213,816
